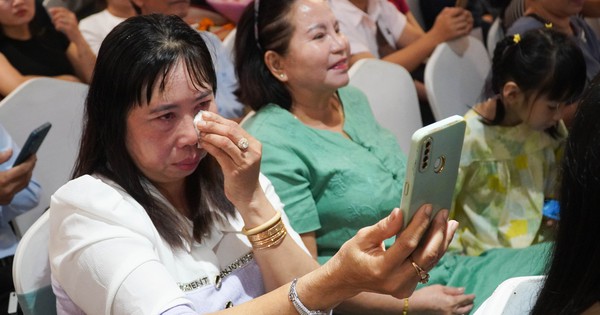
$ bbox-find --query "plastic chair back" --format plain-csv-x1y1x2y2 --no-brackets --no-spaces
424,36,491,120
12,211,56,315
474,275,545,315
0,78,88,236
349,59,422,153
487,18,504,58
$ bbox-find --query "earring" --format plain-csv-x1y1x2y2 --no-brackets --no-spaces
279,73,285,78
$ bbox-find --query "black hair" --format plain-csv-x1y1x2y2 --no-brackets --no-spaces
531,74,600,315
73,14,234,249
486,28,586,125
234,0,296,111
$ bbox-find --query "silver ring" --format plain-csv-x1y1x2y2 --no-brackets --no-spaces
237,137,249,151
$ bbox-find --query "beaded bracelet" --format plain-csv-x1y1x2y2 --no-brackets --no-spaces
402,298,409,315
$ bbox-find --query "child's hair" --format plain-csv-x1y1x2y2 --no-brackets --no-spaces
487,28,586,125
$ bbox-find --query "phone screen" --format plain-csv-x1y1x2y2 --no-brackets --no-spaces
13,122,52,166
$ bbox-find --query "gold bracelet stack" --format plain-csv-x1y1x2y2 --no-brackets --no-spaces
242,211,287,250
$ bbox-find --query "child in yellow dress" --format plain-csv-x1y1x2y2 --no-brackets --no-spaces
451,28,587,256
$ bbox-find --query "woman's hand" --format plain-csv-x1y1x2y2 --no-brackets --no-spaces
0,150,36,205
409,285,475,315
194,111,263,209
315,205,458,303
47,7,83,43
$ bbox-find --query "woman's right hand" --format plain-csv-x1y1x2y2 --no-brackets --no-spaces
194,111,266,212
304,205,458,306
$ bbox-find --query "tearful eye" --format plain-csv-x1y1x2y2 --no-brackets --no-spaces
160,113,175,120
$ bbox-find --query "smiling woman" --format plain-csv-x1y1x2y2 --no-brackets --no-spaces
47,13,457,315
238,0,476,314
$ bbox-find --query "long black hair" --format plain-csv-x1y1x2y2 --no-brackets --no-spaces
234,0,296,111
486,28,586,125
531,75,600,314
73,14,234,248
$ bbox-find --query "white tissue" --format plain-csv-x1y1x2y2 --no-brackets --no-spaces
193,111,205,137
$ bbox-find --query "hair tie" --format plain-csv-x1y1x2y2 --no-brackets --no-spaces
513,34,521,44
545,22,553,29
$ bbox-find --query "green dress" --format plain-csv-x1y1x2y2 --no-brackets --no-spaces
243,85,407,264
451,109,566,256
245,88,553,313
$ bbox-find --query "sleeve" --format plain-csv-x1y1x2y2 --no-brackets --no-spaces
380,0,408,42
259,138,322,235
396,0,410,14
543,139,565,200
505,16,541,36
79,16,103,55
0,124,41,225
49,178,190,315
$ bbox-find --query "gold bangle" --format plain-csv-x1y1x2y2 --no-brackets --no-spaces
247,220,285,242
252,229,287,250
249,226,287,247
402,298,409,315
242,211,282,236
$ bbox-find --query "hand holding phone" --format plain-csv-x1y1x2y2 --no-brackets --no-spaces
13,122,52,167
399,116,466,228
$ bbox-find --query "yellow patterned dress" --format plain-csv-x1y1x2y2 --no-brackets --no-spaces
450,109,566,256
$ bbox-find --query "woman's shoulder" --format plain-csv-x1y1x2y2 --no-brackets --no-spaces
243,104,301,141
506,16,541,35
52,175,150,223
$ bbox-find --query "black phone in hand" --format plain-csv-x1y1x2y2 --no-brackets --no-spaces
12,122,52,167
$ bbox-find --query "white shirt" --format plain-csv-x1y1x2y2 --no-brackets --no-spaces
329,0,407,58
49,173,308,314
79,9,127,55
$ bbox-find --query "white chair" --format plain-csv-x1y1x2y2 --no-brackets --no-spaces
348,59,422,153
487,18,505,58
221,27,237,61
474,275,545,315
12,211,56,315
424,36,491,121
0,78,88,236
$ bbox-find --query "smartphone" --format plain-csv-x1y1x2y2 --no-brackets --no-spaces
12,122,52,167
455,0,468,8
399,115,466,227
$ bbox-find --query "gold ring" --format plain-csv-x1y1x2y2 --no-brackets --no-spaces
410,257,430,284
237,137,249,151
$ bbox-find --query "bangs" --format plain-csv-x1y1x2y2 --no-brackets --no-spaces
537,52,586,104
138,54,215,107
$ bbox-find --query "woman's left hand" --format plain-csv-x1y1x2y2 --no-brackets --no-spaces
409,285,475,315
194,111,263,208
